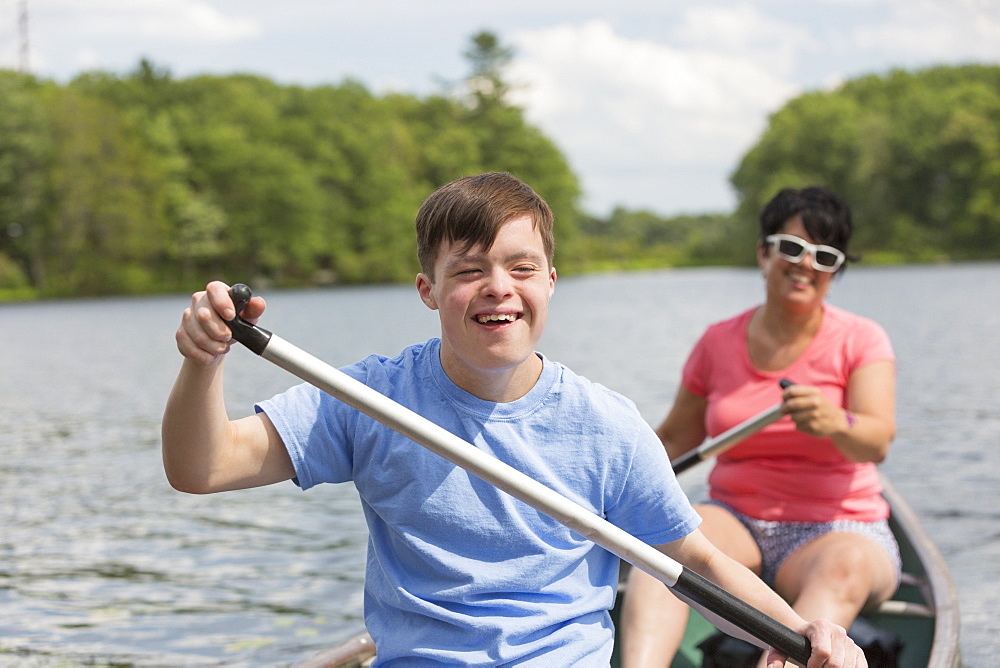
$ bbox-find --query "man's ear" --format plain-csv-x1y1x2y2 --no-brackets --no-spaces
415,273,438,310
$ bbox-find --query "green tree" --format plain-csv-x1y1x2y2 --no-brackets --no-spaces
464,30,515,107
0,72,52,295
730,65,1000,262
458,32,583,267
43,87,173,295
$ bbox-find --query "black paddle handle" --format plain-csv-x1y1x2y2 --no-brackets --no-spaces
671,446,707,475
226,284,272,355
671,378,794,475
674,568,812,664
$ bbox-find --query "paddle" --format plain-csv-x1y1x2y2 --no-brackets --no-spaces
225,284,811,665
671,379,793,475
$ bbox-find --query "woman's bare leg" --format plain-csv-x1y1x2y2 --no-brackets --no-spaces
619,504,762,667
774,531,898,628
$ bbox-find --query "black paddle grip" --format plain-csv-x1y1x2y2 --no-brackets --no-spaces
670,449,702,475
672,378,794,476
227,284,272,356
673,568,812,664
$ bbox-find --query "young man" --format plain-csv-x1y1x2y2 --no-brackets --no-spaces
163,172,864,667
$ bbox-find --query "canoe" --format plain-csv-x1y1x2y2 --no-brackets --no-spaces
296,473,960,668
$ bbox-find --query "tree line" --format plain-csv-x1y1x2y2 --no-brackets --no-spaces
0,36,996,301
0,33,581,299
580,64,1000,270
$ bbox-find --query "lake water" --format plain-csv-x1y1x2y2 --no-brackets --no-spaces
2,263,998,666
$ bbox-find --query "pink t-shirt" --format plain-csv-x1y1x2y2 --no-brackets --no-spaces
682,304,895,522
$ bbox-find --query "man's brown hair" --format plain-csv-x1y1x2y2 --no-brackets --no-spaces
415,172,555,278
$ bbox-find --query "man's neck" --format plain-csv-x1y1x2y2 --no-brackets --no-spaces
441,351,543,403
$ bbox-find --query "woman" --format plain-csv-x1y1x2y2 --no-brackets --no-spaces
620,186,900,666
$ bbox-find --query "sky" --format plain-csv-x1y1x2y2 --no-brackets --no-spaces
1,0,998,217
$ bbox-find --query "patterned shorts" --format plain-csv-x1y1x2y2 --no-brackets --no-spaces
704,500,902,588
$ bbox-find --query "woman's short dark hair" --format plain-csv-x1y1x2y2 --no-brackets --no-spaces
759,186,859,267
415,172,555,278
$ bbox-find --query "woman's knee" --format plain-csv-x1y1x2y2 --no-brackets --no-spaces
776,533,896,605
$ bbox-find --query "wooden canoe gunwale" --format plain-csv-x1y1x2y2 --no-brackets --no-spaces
878,474,962,667
296,632,375,668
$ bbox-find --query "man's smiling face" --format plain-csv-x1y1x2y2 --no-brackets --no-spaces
416,214,556,400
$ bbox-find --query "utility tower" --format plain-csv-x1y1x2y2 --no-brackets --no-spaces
18,0,30,73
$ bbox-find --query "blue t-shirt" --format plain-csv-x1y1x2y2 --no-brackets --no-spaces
257,338,699,666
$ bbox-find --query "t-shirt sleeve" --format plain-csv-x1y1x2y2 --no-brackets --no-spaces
681,329,714,398
847,315,895,369
255,359,376,490
255,382,352,489
608,422,701,546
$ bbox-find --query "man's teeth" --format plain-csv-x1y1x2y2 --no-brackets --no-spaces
477,314,517,323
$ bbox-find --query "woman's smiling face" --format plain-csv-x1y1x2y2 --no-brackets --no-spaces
416,214,556,399
759,215,834,311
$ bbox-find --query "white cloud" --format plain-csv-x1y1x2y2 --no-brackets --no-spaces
7,0,999,216
852,0,1000,62
72,48,104,73
506,1,1000,215
508,18,802,213
38,0,261,44
667,3,810,75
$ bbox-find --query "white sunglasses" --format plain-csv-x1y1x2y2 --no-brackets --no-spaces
765,234,846,273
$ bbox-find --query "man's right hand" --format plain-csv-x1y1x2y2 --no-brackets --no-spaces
176,280,266,365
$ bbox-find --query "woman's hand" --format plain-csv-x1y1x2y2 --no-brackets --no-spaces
781,384,846,438
781,362,896,463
